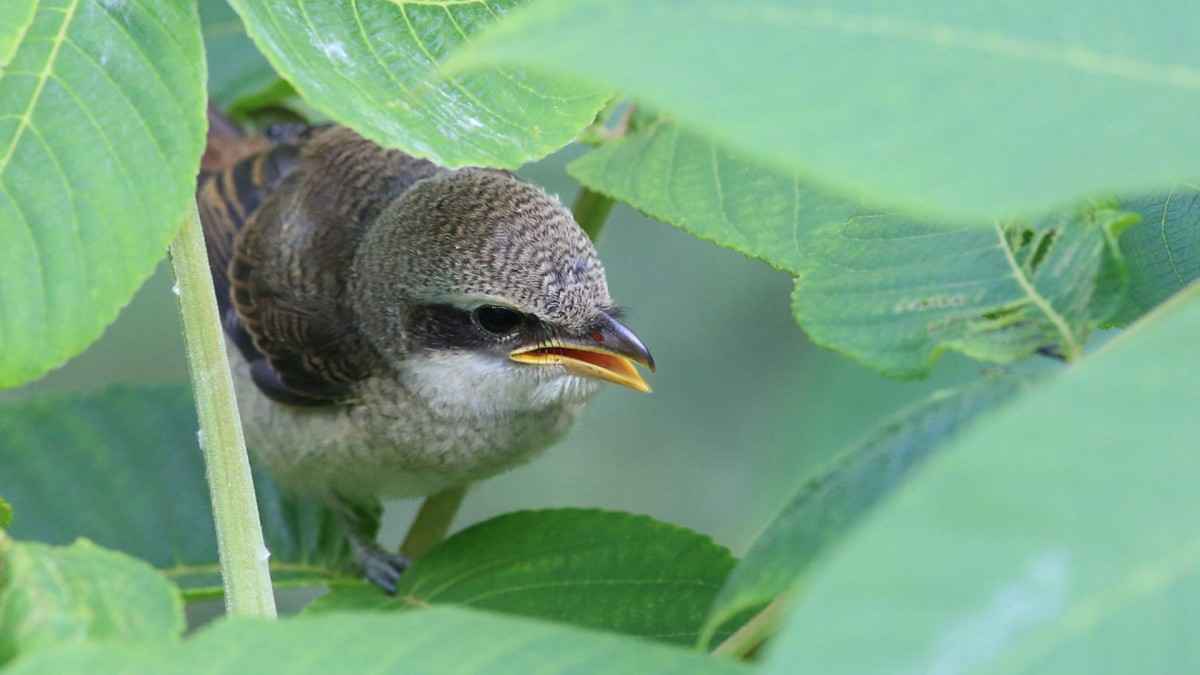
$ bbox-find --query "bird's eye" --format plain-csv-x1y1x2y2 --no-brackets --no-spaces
473,305,524,335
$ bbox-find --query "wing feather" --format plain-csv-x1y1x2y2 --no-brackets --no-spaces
197,115,441,405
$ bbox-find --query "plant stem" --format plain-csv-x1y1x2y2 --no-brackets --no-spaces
400,486,468,560
572,187,616,242
170,205,277,618
711,596,788,659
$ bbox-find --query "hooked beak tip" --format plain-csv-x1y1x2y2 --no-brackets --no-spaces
508,311,655,393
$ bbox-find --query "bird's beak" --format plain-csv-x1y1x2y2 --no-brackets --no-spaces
509,312,656,393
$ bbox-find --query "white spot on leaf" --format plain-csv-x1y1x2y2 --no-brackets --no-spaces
316,40,349,64
917,550,1070,675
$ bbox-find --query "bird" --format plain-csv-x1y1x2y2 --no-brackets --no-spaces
196,108,655,591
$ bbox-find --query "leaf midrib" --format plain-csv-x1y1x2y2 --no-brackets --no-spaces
993,222,1081,358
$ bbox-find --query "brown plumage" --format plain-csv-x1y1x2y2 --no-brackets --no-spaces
196,108,654,591
199,118,440,403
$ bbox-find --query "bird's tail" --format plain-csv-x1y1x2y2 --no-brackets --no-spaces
196,104,306,363
200,104,271,175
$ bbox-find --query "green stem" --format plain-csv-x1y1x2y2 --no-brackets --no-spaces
572,187,616,242
711,596,787,659
400,485,468,560
170,205,277,618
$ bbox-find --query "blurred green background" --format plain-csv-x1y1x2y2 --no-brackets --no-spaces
2,144,979,554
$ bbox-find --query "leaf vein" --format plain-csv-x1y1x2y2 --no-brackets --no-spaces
61,38,170,169
0,0,79,178
0,181,50,352
1158,188,1187,288
91,0,193,133
396,2,529,141
47,70,162,258
993,221,1081,358
0,0,38,68
24,120,89,313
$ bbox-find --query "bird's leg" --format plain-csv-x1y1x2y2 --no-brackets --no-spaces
329,494,409,594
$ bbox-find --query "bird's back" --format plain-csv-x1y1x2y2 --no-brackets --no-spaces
197,112,443,405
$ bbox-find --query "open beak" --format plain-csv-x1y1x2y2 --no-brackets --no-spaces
509,312,656,393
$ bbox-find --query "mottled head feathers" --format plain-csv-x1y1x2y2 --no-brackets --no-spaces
351,168,611,359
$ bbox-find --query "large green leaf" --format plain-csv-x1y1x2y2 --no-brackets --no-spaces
226,0,608,169
571,123,1134,376
700,375,1030,646
0,386,351,597
0,497,10,530
200,0,275,106
568,121,838,274
450,0,1200,222
0,536,184,666
306,509,735,645
791,206,1134,376
1111,185,1200,325
0,0,206,388
763,282,1200,675
6,607,749,675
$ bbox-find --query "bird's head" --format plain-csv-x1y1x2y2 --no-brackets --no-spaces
351,168,654,414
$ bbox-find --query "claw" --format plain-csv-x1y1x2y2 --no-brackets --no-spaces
358,548,410,594
330,494,410,594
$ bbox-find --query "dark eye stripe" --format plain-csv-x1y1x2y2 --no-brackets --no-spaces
408,303,536,353
474,305,524,335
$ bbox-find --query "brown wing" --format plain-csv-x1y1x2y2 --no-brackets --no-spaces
197,115,442,405
198,129,303,357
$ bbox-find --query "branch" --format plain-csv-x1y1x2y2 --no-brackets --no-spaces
170,205,276,617
711,596,788,659
400,486,468,560
572,187,616,242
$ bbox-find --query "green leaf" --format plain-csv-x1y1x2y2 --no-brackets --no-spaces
0,497,10,530
701,375,1031,646
571,123,1134,376
6,607,750,675
0,537,184,666
450,0,1200,222
307,509,735,646
763,282,1200,674
0,385,351,598
1111,186,1200,325
0,0,206,388
567,121,842,274
226,0,609,169
200,0,276,106
791,206,1135,376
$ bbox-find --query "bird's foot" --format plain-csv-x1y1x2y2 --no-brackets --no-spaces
1036,344,1067,362
330,494,409,594
354,544,410,594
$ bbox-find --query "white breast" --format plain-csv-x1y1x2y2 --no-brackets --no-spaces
227,347,595,502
